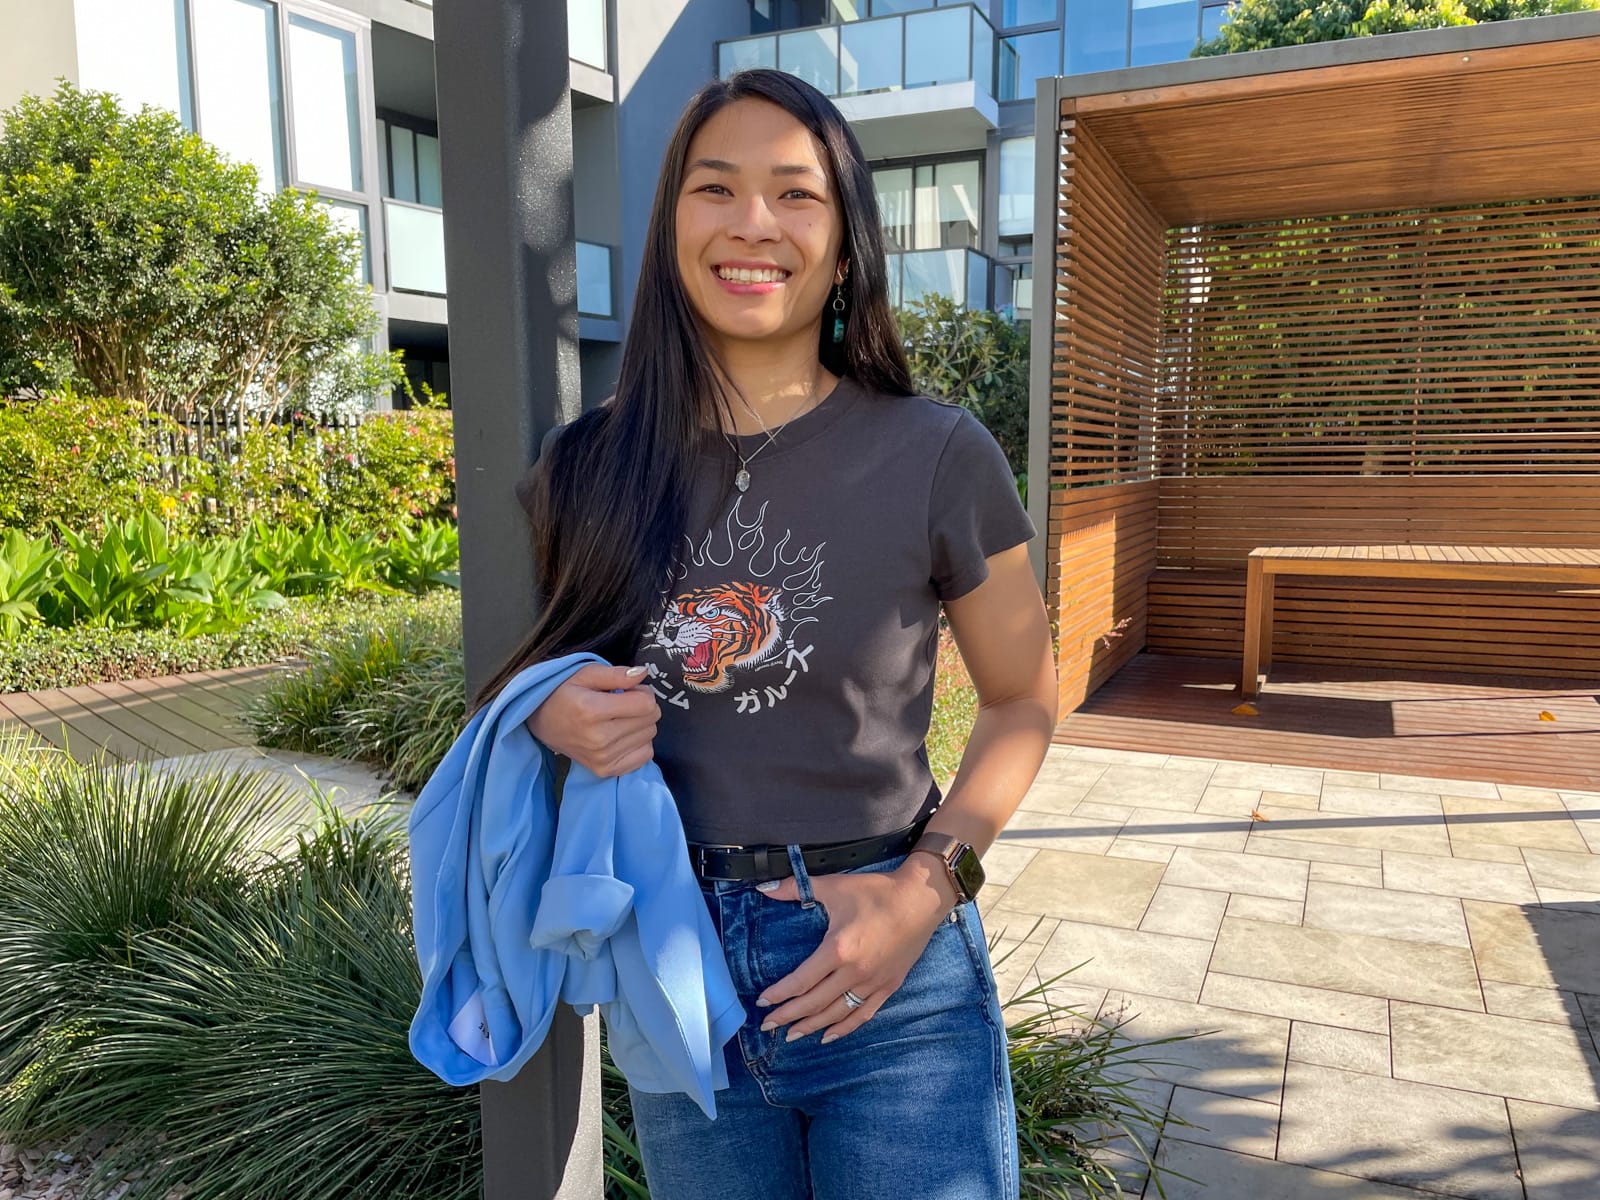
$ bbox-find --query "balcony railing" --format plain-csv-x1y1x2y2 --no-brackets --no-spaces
577,240,614,318
384,198,446,295
717,4,994,102
888,247,991,311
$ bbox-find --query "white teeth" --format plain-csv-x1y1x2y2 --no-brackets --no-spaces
717,267,785,283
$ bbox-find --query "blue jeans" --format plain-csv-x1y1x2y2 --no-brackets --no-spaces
628,848,1018,1200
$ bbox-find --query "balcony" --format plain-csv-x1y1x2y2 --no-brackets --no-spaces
385,198,446,296
888,247,991,311
716,4,997,158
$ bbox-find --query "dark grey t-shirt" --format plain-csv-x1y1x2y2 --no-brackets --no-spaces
632,377,1035,846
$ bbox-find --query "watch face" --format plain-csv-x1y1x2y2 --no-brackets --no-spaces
951,846,986,901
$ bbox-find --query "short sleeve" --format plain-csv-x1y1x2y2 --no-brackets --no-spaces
928,409,1036,601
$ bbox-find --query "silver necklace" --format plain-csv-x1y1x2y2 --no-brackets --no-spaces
723,389,817,493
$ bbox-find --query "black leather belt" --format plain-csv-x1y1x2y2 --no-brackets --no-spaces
689,817,929,884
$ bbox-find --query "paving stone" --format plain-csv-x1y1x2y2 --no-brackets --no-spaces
1165,1086,1280,1157
996,809,1120,855
1501,786,1568,806
977,841,1036,887
1308,861,1385,888
1260,788,1323,811
991,849,1165,929
1032,753,1110,790
1209,761,1324,795
986,938,1046,1003
1106,838,1175,864
1162,845,1310,900
1382,850,1537,904
1033,920,1213,1003
1322,769,1383,789
1248,803,1454,857
1322,784,1444,818
1578,993,1600,1052
1211,918,1484,1010
1200,973,1391,1034
1278,1061,1523,1199
1227,893,1303,925
1443,794,1591,853
1071,800,1134,823
1245,837,1385,868
1151,1137,1457,1200
1481,981,1590,1028
981,910,1057,945
1464,900,1600,995
1118,808,1252,852
1538,889,1600,907
1017,779,1093,815
1380,773,1500,800
1138,884,1230,941
1303,881,1470,949
1559,793,1600,855
1506,1100,1600,1200
1195,784,1263,816
1290,1022,1391,1076
1101,990,1291,1102
1449,840,1534,865
1522,847,1600,895
1065,745,1169,767
1083,763,1213,813
1391,1002,1600,1110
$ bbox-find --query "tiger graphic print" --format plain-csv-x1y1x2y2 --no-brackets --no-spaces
650,581,785,693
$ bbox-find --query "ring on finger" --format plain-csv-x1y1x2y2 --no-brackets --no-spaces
842,988,866,1010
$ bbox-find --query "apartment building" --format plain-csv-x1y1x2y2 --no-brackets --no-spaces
0,0,1224,410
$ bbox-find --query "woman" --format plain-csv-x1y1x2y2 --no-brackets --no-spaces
475,69,1057,1200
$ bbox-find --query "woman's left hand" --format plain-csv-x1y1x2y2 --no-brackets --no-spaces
752,857,957,1044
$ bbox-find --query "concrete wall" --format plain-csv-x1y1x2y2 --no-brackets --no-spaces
0,0,79,115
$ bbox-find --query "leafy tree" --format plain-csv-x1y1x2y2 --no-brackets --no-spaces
1195,0,1597,56
898,294,1029,476
0,83,400,419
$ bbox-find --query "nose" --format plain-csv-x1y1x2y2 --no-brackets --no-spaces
725,190,781,244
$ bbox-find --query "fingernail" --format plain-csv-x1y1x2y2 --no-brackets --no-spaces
785,1028,804,1043
755,880,779,893
820,1033,838,1045
760,1020,776,1033
755,994,773,1008
626,666,648,678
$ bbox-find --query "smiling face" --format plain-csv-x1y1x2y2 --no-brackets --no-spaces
674,98,845,354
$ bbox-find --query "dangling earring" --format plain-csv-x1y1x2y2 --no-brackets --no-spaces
830,282,846,344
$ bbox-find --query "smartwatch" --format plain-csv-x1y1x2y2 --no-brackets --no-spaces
912,832,985,905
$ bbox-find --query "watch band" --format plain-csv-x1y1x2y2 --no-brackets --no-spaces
912,832,976,904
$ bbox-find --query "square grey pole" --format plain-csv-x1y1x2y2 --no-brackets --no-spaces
433,1,602,1197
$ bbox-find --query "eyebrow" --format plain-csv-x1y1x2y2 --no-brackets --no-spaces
686,157,828,183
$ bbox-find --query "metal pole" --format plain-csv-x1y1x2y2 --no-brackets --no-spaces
432,1,601,1198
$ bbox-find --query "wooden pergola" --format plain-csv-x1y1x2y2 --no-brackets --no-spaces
1028,15,1600,718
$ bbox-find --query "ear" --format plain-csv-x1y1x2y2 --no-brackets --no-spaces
835,259,850,285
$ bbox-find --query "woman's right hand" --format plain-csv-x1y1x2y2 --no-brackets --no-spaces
525,664,662,778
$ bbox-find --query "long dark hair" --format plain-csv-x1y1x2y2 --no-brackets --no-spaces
469,69,913,716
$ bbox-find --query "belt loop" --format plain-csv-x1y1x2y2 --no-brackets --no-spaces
785,844,817,908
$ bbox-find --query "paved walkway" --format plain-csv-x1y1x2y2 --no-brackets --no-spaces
988,745,1600,1199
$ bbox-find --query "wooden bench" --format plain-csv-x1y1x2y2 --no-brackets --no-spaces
1241,545,1600,698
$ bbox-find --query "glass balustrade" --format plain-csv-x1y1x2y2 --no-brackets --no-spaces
717,4,995,102
384,199,446,295
887,247,991,310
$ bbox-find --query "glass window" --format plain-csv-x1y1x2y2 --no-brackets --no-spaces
936,159,980,249
1003,0,1058,25
1200,3,1229,40
320,198,370,283
874,166,914,253
871,0,937,12
1131,0,1199,66
720,36,776,77
376,118,390,196
998,136,1033,239
1064,0,1129,74
904,6,971,88
416,133,442,207
972,15,994,97
288,16,362,193
998,30,1059,101
913,164,938,249
567,0,607,70
778,27,839,95
840,17,902,95
390,126,417,203
76,0,195,127
576,242,613,317
192,0,285,191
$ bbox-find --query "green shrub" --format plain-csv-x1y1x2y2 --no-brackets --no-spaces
899,294,1029,476
0,589,454,694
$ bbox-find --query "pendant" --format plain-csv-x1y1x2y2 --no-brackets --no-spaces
735,468,750,492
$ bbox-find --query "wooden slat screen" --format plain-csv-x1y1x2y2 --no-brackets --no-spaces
1048,108,1168,712
1160,198,1600,475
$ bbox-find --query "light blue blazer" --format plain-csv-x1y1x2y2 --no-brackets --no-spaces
407,652,742,1118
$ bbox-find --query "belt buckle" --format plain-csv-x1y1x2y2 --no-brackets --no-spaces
692,843,746,879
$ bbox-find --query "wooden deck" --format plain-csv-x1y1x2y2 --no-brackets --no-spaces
1057,653,1600,792
0,665,289,764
